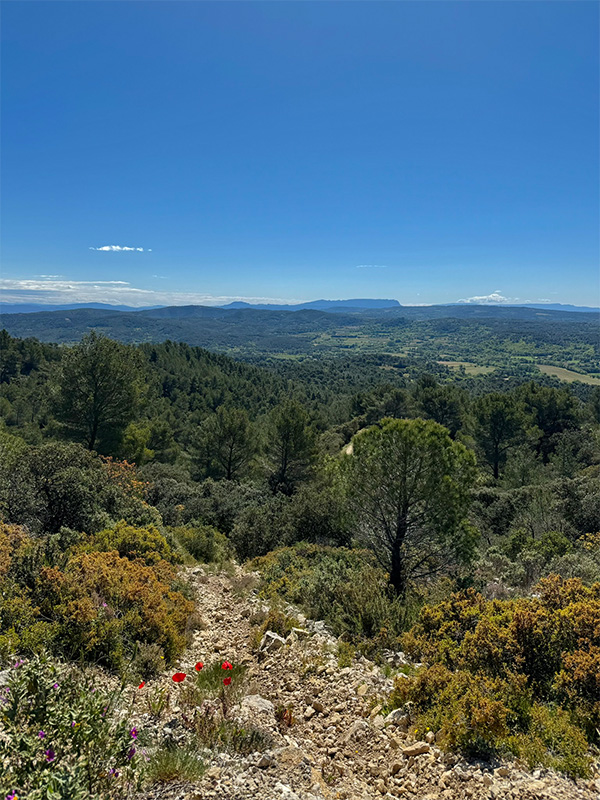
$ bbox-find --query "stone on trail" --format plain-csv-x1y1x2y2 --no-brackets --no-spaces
274,783,300,800
402,741,430,757
259,630,287,652
341,719,369,744
256,751,275,768
241,694,275,714
384,708,410,730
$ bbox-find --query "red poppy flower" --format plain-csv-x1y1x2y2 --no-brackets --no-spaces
138,681,145,689
221,661,233,670
172,672,186,683
194,662,204,671
223,676,232,686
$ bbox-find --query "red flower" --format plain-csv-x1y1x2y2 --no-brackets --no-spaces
138,681,145,689
221,661,233,670
172,672,186,683
223,676,232,686
194,662,204,672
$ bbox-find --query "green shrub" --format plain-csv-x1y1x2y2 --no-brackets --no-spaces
131,642,166,681
35,550,194,672
337,640,356,668
395,665,511,757
230,495,294,561
0,440,161,536
80,521,176,565
257,608,299,638
0,655,145,799
508,704,591,778
251,543,407,653
170,523,230,563
393,574,599,776
0,578,58,667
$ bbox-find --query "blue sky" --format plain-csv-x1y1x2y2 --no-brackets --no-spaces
1,1,598,307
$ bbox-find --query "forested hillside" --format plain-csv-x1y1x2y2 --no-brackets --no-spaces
1,329,600,795
1,303,598,375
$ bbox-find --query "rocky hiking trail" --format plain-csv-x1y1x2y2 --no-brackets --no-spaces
135,566,599,800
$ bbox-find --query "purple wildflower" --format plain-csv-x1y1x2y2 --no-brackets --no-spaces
71,721,76,727
45,748,56,762
108,768,119,778
12,659,24,669
6,792,18,800
52,682,59,689
38,730,45,738
129,727,137,739
127,747,136,760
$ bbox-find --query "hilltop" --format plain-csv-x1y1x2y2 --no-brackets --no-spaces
1,302,598,377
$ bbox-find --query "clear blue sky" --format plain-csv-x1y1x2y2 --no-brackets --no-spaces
1,1,598,307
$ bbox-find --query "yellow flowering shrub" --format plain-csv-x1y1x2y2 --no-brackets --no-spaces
395,574,598,776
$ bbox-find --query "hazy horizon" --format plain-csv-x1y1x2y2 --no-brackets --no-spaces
0,293,598,312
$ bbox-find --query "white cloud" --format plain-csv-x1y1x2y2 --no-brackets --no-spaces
0,278,296,308
457,291,519,304
355,264,388,269
89,245,150,252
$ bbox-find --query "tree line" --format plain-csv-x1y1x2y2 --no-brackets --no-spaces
1,330,598,599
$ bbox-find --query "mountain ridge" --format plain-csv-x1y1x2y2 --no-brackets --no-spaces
219,298,401,311
1,299,598,315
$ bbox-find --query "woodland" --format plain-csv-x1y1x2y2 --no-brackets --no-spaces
0,324,599,792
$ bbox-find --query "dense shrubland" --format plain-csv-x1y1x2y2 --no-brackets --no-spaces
0,518,193,672
391,574,600,776
1,329,599,777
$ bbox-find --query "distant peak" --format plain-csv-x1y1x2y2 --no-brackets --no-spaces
219,298,400,311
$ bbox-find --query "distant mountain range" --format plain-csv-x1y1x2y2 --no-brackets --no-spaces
0,299,400,315
0,299,597,315
220,298,401,311
0,301,597,355
0,302,163,314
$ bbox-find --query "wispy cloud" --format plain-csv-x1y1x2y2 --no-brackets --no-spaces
89,245,152,252
0,278,296,308
355,264,388,269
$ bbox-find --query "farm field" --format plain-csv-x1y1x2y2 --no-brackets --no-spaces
437,360,496,375
537,364,600,385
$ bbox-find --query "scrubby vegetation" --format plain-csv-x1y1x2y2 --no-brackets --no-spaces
390,574,600,776
251,544,407,652
0,655,145,799
0,519,193,672
1,328,599,783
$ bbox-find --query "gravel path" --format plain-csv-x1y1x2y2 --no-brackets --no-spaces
135,565,599,800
